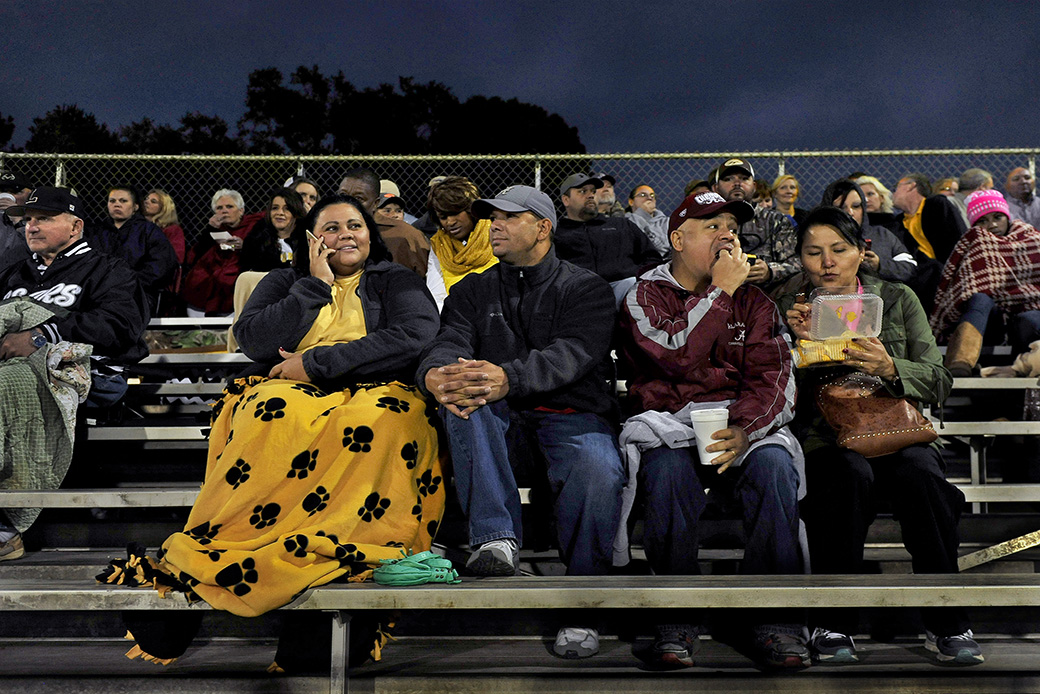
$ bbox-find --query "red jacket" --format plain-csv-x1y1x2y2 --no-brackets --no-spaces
618,264,795,443
181,212,264,313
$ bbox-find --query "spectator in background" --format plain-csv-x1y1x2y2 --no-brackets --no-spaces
375,192,406,224
0,187,150,560
1005,167,1040,229
417,185,623,660
381,179,418,224
892,173,966,266
684,177,712,197
595,173,626,217
820,179,923,289
625,184,670,258
92,185,179,312
289,177,320,213
241,188,306,273
426,176,498,310
338,168,432,279
181,189,264,316
711,158,800,292
0,172,32,268
931,190,1040,376
935,178,958,196
958,168,993,198
410,175,449,236
752,179,773,209
772,174,808,227
854,175,898,233
142,189,186,266
555,173,659,306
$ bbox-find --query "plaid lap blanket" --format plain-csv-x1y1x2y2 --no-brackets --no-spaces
930,220,1040,339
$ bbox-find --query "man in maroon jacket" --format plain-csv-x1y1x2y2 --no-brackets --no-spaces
617,191,808,670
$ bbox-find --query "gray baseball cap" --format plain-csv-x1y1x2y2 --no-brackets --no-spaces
558,173,604,197
472,185,558,231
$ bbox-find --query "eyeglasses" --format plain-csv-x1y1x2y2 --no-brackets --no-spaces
634,192,656,199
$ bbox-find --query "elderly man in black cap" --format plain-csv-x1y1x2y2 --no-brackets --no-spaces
711,158,800,292
0,187,150,561
417,184,624,660
555,172,661,306
594,172,625,217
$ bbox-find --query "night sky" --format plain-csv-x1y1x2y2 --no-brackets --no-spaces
5,0,1040,153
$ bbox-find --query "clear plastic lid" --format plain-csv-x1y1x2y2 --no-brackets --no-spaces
808,286,883,340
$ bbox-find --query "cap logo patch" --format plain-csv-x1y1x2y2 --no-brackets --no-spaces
678,209,687,218
27,194,38,204
498,186,516,196
723,159,744,167
694,192,726,205
69,204,75,211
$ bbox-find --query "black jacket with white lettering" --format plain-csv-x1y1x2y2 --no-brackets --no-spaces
0,239,150,363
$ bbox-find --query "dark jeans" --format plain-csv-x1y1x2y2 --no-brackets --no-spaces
441,401,625,576
961,292,1040,355
802,443,969,637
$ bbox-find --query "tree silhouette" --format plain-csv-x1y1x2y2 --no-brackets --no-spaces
0,112,14,151
26,104,122,153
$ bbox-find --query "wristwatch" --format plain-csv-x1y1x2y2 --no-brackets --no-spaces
29,328,47,349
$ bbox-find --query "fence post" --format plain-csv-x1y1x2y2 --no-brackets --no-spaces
54,158,64,187
777,155,785,178
1029,154,1036,180
534,158,542,190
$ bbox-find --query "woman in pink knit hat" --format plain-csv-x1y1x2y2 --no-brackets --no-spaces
930,188,1040,374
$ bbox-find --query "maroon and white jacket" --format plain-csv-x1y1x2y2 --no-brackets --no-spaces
618,263,796,444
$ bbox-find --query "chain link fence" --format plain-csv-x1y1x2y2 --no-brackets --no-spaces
1,150,1036,246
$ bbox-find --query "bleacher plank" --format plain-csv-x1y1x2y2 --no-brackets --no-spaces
0,488,198,508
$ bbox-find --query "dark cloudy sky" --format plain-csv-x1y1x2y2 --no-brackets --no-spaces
5,0,1040,153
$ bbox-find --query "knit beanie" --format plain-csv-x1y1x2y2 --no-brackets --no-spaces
966,189,1011,226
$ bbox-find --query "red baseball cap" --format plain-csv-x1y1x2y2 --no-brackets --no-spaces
668,191,755,232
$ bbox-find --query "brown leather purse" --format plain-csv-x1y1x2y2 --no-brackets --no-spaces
815,371,937,458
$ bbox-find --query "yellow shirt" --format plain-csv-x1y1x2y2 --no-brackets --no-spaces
296,272,367,352
903,199,936,259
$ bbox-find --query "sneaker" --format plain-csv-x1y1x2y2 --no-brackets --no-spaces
465,538,518,576
925,629,985,665
650,623,700,667
553,626,599,659
0,533,24,562
751,628,811,669
809,627,858,663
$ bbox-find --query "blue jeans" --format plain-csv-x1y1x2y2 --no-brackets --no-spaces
442,401,624,575
639,444,802,576
961,292,1040,355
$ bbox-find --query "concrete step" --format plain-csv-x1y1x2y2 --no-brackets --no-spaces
1,635,1039,693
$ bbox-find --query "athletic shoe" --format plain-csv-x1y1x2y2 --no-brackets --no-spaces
650,623,700,667
925,629,985,665
0,533,24,562
809,627,858,663
553,626,599,659
465,538,518,576
751,628,811,669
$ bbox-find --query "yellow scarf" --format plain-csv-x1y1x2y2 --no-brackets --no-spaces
430,218,498,292
903,199,936,259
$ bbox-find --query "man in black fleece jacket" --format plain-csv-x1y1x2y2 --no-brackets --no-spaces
416,184,624,660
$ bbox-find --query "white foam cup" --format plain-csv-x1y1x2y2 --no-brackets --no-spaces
690,408,730,465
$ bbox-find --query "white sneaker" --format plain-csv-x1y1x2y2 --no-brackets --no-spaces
553,626,599,659
465,538,518,576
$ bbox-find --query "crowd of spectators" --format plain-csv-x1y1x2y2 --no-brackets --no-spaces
3,157,1037,670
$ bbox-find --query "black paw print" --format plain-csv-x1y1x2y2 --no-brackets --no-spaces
318,407,335,418
342,426,374,452
178,571,200,588
411,494,423,520
283,534,310,558
418,469,442,497
253,397,287,422
226,379,248,396
210,398,226,422
315,529,339,543
357,492,391,522
384,541,405,548
290,382,326,398
197,548,226,562
287,449,319,480
376,396,410,413
186,521,222,546
215,558,259,596
302,486,330,516
225,459,251,489
401,441,418,469
334,542,366,565
427,519,439,539
249,503,281,529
